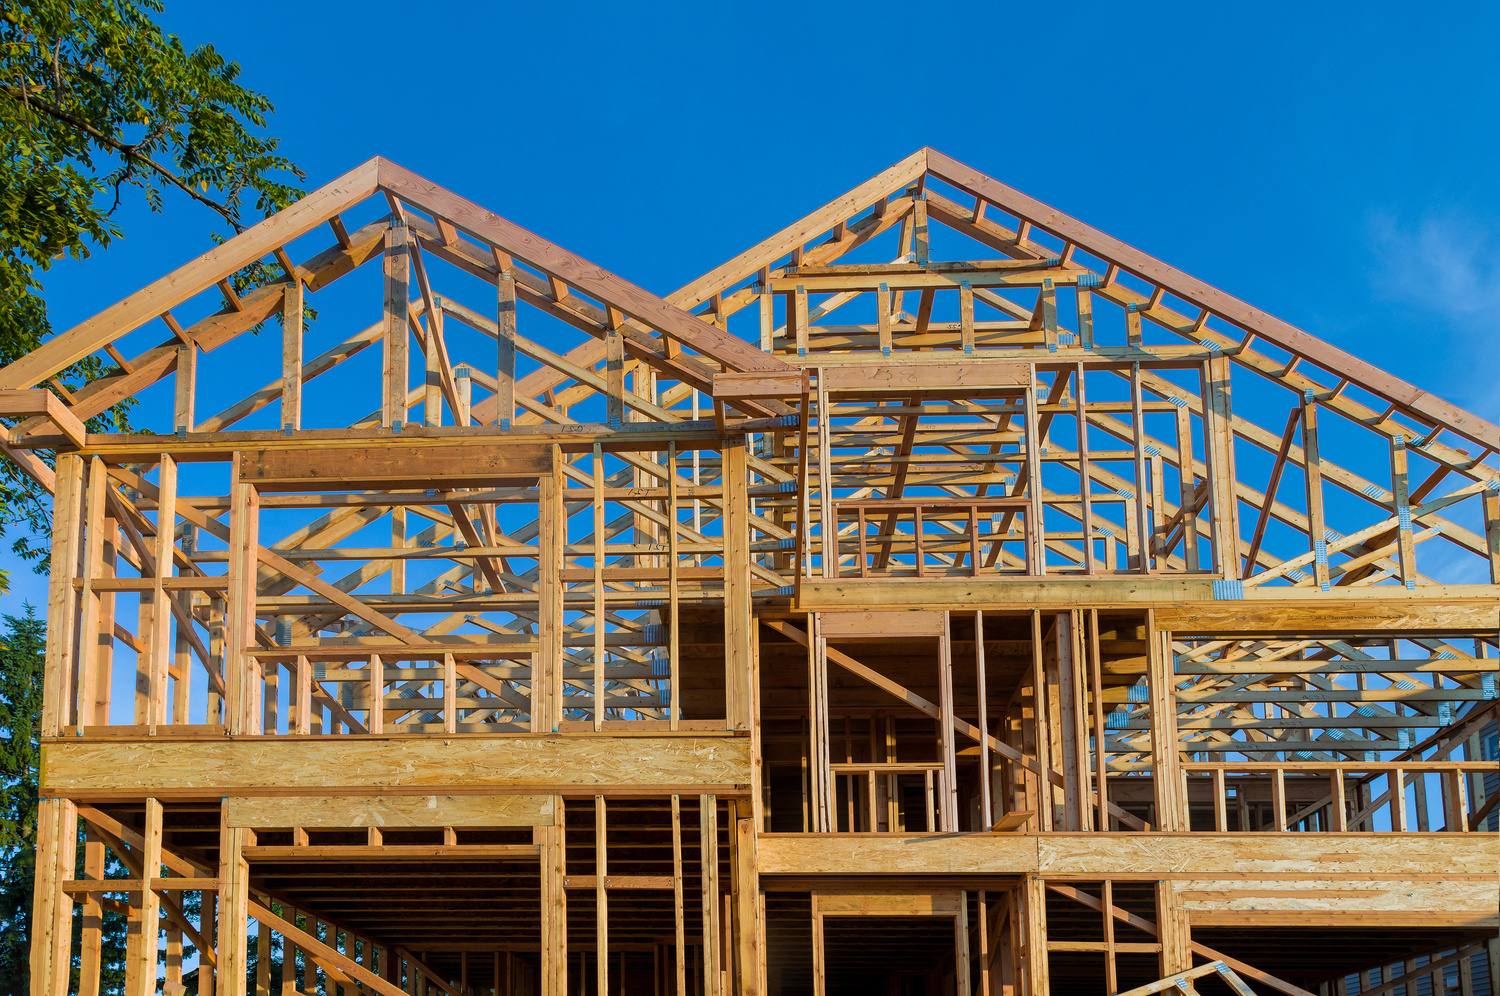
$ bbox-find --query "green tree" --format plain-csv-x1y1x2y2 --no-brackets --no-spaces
0,606,46,993
0,0,304,584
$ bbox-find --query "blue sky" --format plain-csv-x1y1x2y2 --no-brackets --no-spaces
4,0,1499,610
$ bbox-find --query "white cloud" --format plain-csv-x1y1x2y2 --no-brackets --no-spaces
1368,211,1500,321
1367,210,1500,419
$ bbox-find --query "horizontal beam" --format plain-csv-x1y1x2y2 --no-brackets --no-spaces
78,423,728,461
0,389,87,447
756,831,1500,879
225,793,555,828
244,845,538,862
42,735,752,799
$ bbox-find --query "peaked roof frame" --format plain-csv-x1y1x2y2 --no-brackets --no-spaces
0,148,1493,494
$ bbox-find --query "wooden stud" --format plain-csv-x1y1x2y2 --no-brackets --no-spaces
700,795,720,996
960,280,976,355
174,342,197,435
383,224,411,429
1302,391,1331,590
282,278,303,432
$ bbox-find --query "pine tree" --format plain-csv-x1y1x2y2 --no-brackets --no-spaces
0,606,47,994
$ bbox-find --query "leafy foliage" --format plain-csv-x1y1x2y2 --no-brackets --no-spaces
0,0,304,576
0,607,46,993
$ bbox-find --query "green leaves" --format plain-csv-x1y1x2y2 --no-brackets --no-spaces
0,0,303,579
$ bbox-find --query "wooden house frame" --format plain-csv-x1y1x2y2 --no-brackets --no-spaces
6,148,1497,996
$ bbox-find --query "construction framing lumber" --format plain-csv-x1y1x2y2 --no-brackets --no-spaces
12,148,1496,996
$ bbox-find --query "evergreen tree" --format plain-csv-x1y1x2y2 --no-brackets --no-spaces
0,606,47,994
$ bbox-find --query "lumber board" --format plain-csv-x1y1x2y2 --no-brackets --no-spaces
41,735,752,798
1168,877,1498,923
225,793,555,828
755,832,1500,878
240,442,550,490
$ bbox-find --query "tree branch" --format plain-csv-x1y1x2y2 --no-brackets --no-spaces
1,83,246,232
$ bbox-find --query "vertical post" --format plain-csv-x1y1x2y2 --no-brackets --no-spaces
938,612,960,831
226,465,260,735
495,269,517,430
79,825,105,996
596,797,608,996
1088,610,1109,831
956,890,972,996
255,921,270,996
1130,363,1152,572
1075,363,1095,575
217,804,250,996
724,437,753,731
127,799,164,996
912,193,930,265
1076,280,1095,348
1329,768,1348,832
978,891,991,996
1155,881,1192,975
1302,390,1331,590
793,286,809,359
960,280,975,355
668,444,682,731
1039,277,1057,345
383,222,411,429
757,272,773,352
700,796,720,996
1029,610,1053,832
1213,769,1228,831
672,796,687,996
1389,436,1418,588
1055,611,1090,831
1102,880,1117,995
811,893,824,996
734,807,761,996
540,798,567,996
149,453,178,733
1484,491,1500,585
424,296,444,427
1147,611,1183,831
42,453,85,737
443,653,457,734
76,458,109,735
1175,404,1201,570
174,342,197,435
391,505,406,596
605,322,625,429
28,798,76,996
1023,373,1046,576
1021,877,1048,996
454,365,472,426
876,281,893,357
814,373,833,580
1202,354,1241,578
282,277,303,433
592,444,606,732
536,447,564,732
368,655,384,735
975,610,993,829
